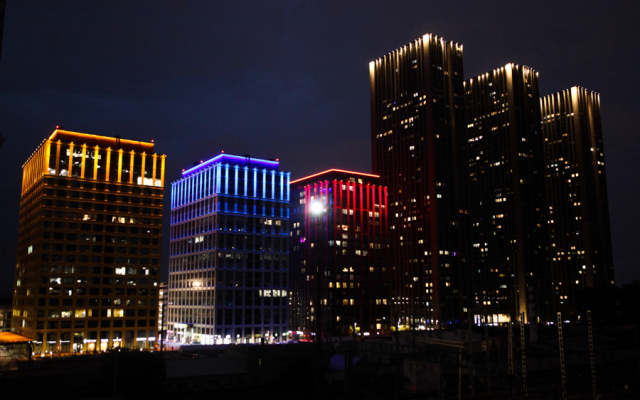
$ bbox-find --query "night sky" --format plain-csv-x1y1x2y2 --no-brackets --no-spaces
1,1,638,294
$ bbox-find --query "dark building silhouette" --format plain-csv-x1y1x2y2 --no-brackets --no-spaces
369,34,469,328
12,129,165,353
464,64,549,324
289,169,389,337
541,87,615,318
0,0,5,64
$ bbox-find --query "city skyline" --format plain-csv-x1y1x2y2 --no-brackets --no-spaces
1,1,638,294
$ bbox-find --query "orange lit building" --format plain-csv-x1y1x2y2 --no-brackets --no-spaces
12,129,165,353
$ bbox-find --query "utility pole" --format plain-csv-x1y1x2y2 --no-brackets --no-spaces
520,311,527,398
484,309,492,393
508,321,513,375
310,199,327,400
160,297,166,353
458,347,462,400
558,312,567,400
468,308,475,395
113,348,118,399
395,314,400,400
587,310,597,399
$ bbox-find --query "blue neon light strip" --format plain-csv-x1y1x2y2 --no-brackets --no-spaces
171,159,290,210
181,153,279,178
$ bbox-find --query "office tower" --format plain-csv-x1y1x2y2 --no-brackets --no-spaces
167,154,290,344
541,87,614,317
464,64,548,324
289,169,389,338
370,34,468,328
12,129,165,353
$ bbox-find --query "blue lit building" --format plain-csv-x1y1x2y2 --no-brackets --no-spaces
167,154,290,344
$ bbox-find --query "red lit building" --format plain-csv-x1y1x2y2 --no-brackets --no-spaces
289,170,390,337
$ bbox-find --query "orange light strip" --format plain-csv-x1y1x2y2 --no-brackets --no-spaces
50,129,154,148
290,169,379,185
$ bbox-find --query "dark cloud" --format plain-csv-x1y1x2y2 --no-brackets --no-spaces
1,0,638,293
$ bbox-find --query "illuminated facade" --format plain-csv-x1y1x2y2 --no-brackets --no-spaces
370,34,469,328
541,87,614,317
464,65,548,324
289,170,389,337
12,129,165,353
167,154,290,344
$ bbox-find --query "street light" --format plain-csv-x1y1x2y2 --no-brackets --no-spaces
310,199,324,399
310,200,324,215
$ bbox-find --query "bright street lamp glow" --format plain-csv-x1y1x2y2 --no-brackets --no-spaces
310,201,324,215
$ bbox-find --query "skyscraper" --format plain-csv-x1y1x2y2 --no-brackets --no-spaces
167,154,290,344
464,64,548,324
289,169,389,338
12,129,165,353
370,34,468,328
541,87,614,317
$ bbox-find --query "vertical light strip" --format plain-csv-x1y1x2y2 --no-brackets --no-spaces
160,155,165,187
105,148,111,181
216,164,221,195
43,140,51,175
152,154,157,185
80,144,87,179
186,175,190,205
286,173,290,202
93,146,99,180
197,169,201,205
171,182,175,209
190,174,194,204
55,141,61,177
141,153,147,185
234,165,239,196
210,166,214,196
206,167,210,198
175,180,179,208
181,179,185,207
244,166,248,198
271,170,275,200
68,142,75,177
129,151,135,184
253,168,257,200
224,164,229,195
117,150,123,183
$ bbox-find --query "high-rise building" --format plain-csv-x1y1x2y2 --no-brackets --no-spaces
370,34,469,328
167,154,290,345
541,87,614,317
12,129,165,353
289,169,389,338
464,64,548,324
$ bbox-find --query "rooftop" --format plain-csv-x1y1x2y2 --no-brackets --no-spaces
181,153,280,178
